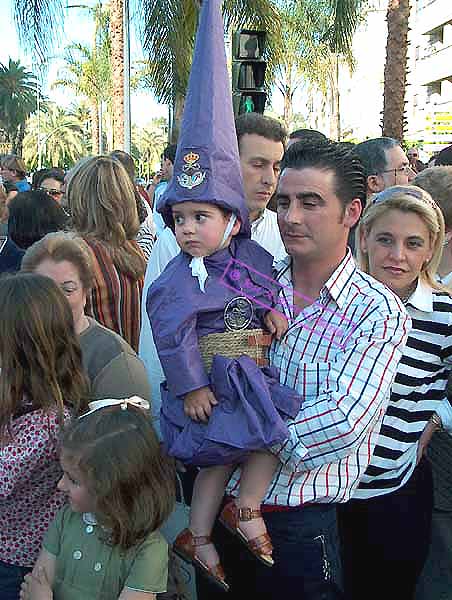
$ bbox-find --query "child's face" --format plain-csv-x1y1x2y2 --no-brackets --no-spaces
58,451,96,514
172,202,239,257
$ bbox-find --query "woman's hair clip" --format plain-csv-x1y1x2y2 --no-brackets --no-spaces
80,396,150,419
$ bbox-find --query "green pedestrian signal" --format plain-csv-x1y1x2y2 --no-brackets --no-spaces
232,30,267,117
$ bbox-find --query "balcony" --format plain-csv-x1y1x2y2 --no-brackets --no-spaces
416,43,452,86
417,0,452,35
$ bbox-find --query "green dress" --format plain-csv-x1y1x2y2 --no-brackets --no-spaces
44,506,168,599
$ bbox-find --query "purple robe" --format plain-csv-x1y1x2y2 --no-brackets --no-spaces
147,238,301,466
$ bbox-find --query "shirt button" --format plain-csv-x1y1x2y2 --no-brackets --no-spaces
85,525,94,534
94,562,102,572
73,550,82,560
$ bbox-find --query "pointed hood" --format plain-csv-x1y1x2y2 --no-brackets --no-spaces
157,0,250,237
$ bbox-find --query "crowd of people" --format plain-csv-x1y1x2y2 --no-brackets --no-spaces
2,1,452,599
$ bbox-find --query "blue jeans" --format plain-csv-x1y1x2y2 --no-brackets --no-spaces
0,560,32,600
197,502,344,600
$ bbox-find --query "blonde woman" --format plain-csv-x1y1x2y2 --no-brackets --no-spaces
66,156,146,351
340,185,452,600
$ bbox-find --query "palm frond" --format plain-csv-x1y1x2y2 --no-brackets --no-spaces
13,0,65,63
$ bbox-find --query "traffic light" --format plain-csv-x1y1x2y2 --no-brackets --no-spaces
232,30,267,117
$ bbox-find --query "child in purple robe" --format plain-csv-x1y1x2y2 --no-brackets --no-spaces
148,198,302,591
146,0,301,590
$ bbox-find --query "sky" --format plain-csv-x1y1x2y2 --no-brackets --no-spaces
1,0,169,128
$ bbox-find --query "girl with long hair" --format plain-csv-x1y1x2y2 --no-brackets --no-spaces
0,273,88,600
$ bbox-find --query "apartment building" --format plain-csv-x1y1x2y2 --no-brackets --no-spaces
406,0,452,153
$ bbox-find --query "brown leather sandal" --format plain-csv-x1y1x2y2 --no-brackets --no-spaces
173,528,229,592
219,501,274,567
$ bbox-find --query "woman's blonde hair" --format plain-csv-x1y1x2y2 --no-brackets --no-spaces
66,156,145,280
21,232,94,291
357,185,447,292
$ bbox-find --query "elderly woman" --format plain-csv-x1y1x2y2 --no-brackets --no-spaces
340,185,452,600
66,156,146,351
21,232,151,403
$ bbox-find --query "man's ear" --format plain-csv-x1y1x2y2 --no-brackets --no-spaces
367,174,383,194
344,198,362,229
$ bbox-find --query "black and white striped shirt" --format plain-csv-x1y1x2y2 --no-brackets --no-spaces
354,280,452,499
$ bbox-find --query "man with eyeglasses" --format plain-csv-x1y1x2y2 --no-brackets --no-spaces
355,137,415,202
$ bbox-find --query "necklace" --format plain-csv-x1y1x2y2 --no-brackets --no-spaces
399,280,417,305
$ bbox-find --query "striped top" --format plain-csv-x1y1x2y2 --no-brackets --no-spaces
353,280,452,499
227,250,411,506
84,237,144,352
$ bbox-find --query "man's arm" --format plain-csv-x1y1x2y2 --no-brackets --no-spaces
272,309,411,472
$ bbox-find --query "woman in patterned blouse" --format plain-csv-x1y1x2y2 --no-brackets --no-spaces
0,273,88,600
66,156,146,351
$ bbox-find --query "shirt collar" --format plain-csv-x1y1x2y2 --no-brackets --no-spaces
437,271,452,287
250,209,267,231
406,278,433,312
274,248,357,311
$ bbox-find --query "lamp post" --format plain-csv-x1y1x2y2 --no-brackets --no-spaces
123,0,131,153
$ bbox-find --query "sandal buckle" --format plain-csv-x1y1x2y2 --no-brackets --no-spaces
237,507,254,521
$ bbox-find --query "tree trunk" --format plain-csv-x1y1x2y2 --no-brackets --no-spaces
90,101,100,154
382,0,410,142
12,122,26,156
329,55,341,141
110,0,124,149
171,93,185,143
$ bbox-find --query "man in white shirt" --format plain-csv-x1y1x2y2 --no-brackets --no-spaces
139,113,287,426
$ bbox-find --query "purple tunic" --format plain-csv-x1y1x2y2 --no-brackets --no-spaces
147,238,301,466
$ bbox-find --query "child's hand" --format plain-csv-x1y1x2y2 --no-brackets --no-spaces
264,310,288,341
20,567,53,600
184,386,218,423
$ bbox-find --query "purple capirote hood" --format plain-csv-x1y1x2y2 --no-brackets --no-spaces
157,0,250,238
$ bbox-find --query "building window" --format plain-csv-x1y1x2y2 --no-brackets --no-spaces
426,81,441,100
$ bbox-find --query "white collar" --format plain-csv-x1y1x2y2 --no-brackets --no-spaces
406,278,433,312
437,271,452,287
250,209,268,230
82,512,98,526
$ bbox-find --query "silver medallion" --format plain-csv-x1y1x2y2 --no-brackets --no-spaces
224,296,254,331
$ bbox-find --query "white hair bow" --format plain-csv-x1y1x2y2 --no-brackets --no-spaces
80,396,150,418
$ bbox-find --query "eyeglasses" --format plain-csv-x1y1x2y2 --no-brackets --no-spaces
371,185,439,211
38,187,63,198
380,164,413,177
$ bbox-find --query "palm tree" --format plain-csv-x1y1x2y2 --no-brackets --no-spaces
0,59,39,154
382,0,410,141
109,0,126,148
53,42,111,154
134,121,166,180
23,103,88,169
273,1,329,130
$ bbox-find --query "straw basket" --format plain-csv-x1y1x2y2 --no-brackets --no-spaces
198,328,271,372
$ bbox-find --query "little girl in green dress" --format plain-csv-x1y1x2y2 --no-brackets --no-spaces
20,398,176,600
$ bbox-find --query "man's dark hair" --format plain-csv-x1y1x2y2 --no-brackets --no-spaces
289,129,327,145
32,168,65,190
436,144,452,166
163,144,177,165
354,137,399,177
7,190,69,249
235,113,287,149
110,150,136,180
280,139,366,209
